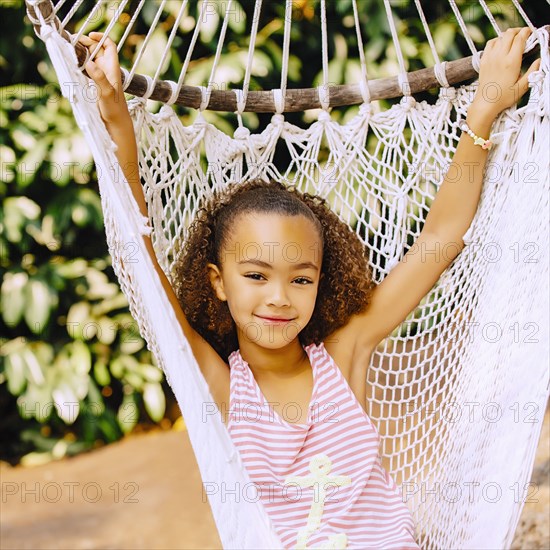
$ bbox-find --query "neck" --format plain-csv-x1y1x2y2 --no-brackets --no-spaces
238,337,309,379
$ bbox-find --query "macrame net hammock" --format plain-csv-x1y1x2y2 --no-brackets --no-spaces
26,0,549,548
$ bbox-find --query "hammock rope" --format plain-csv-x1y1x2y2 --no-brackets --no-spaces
25,0,549,548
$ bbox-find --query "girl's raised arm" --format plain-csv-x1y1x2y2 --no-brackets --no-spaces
81,33,230,407
340,27,541,353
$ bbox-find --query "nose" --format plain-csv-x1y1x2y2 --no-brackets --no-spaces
266,281,291,308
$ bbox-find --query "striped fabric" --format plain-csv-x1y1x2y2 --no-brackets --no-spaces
227,341,420,549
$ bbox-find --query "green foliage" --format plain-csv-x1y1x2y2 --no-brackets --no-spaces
0,4,170,466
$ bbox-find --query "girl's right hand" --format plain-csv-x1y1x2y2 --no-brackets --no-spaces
79,32,129,124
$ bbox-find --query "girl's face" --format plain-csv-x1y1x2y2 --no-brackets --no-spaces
207,212,323,351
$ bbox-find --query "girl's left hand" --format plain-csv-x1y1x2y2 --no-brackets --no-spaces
472,27,541,119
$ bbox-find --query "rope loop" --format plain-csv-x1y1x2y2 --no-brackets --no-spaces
359,79,372,104
317,85,330,111
471,51,481,73
26,0,62,41
433,61,450,88
272,88,285,114
166,80,180,106
198,85,211,111
397,73,412,97
26,0,56,24
234,89,247,114
120,67,131,92
25,8,41,25
141,74,156,101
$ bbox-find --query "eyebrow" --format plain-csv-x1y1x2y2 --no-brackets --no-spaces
237,259,319,271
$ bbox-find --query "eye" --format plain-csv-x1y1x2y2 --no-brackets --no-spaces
244,273,265,281
294,277,313,285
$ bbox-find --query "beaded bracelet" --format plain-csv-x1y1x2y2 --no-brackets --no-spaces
460,121,493,150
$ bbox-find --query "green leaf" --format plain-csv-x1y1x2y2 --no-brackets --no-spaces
52,381,79,424
97,413,122,442
17,384,52,422
86,379,105,417
85,267,118,300
69,340,92,376
66,301,92,339
135,29,170,77
110,357,124,379
0,145,16,183
52,258,88,279
32,342,54,366
96,316,117,345
117,393,138,434
21,347,46,385
5,352,27,395
1,271,28,326
91,293,128,316
200,4,219,43
141,364,163,383
434,22,456,55
143,382,165,422
227,0,246,34
93,360,111,386
19,110,48,133
123,371,144,391
3,196,40,242
23,277,54,333
16,140,49,188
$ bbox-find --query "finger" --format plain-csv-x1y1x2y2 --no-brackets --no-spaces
77,36,102,59
78,35,97,47
509,27,532,60
101,36,118,57
85,59,116,97
493,27,526,55
484,36,499,50
86,33,117,62
516,58,541,98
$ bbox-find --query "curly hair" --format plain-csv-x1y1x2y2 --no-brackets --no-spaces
171,179,376,362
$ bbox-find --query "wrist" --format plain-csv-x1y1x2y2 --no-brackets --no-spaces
101,105,133,131
466,102,497,137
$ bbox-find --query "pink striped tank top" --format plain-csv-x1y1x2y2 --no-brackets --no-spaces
227,341,420,550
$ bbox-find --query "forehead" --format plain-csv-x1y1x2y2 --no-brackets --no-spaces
222,212,322,266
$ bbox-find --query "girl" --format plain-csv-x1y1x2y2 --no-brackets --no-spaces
81,28,539,549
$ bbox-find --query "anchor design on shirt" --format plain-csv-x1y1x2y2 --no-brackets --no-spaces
285,453,351,550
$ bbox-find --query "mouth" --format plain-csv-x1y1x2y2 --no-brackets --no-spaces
255,315,295,323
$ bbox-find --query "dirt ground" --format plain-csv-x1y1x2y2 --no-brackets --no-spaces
1,407,548,550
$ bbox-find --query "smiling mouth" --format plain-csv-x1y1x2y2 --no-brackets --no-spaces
255,315,295,322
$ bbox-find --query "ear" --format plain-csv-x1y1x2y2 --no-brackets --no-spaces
207,262,227,301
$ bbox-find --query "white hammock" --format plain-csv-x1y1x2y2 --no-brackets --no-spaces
26,0,549,548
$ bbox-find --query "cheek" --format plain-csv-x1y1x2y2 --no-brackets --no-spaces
300,285,320,312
